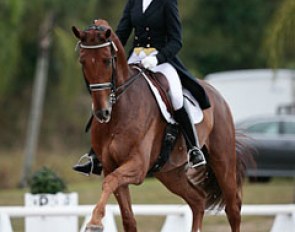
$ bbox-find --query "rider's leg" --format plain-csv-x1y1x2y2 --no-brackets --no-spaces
174,106,206,167
73,148,102,175
153,63,206,168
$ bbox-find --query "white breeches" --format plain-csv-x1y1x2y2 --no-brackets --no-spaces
128,50,184,110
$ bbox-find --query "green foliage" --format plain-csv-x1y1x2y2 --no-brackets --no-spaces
29,167,67,194
180,0,281,75
0,0,293,150
54,27,82,100
0,0,24,96
264,0,295,69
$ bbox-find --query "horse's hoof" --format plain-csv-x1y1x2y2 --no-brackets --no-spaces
85,224,104,232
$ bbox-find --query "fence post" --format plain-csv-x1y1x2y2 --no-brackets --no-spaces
0,213,13,232
271,213,295,232
25,193,78,232
161,207,192,232
102,206,118,232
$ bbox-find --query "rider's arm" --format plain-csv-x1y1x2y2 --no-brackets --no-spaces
156,0,182,64
115,0,134,46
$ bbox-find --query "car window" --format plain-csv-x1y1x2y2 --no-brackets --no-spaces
282,121,295,135
245,121,279,135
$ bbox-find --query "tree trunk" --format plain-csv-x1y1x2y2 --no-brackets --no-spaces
19,12,55,188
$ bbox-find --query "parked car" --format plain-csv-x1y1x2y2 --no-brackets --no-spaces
236,115,295,182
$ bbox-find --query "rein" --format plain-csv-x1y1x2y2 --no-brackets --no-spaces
116,66,144,100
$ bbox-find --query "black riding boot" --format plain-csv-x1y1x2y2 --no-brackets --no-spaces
73,148,102,176
174,106,207,168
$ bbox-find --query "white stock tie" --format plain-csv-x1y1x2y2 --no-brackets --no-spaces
143,0,153,12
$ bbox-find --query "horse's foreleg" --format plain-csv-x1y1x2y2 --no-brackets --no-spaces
87,160,145,231
86,175,116,230
114,186,137,232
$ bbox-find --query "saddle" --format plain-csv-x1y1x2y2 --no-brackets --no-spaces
141,67,174,115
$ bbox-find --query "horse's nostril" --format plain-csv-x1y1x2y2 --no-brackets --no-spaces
95,109,111,121
101,110,108,118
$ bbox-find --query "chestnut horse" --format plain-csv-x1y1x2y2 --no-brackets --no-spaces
72,19,251,232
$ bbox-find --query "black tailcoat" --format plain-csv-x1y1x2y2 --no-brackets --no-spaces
116,0,210,109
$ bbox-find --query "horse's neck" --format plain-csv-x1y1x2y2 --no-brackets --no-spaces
111,35,130,86
116,56,130,86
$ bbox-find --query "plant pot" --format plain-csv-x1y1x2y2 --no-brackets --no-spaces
24,192,78,232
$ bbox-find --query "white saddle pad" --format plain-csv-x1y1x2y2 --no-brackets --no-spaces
143,73,204,124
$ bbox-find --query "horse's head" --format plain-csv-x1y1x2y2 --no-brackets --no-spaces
72,20,118,123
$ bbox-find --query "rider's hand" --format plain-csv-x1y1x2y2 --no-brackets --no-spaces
141,56,158,69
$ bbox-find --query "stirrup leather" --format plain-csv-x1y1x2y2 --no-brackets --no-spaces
187,147,207,168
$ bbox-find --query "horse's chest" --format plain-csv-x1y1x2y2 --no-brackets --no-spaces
94,131,133,161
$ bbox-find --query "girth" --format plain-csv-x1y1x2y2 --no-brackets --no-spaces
148,123,179,175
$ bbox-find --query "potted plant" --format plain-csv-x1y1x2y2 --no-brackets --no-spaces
29,166,66,194
25,167,78,232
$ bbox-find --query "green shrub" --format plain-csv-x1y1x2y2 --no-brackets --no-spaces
29,167,67,194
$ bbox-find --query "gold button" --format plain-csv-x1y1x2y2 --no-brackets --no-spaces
146,44,150,48
146,27,150,31
135,36,138,40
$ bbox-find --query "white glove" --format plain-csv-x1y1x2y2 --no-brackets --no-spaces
141,56,158,69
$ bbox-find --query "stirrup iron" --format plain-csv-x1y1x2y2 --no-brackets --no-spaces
187,147,207,168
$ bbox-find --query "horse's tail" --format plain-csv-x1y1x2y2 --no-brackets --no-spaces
235,132,255,193
204,131,254,209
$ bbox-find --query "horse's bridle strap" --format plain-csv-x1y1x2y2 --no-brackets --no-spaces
77,35,142,103
79,41,111,49
78,41,118,52
77,39,118,96
89,83,113,91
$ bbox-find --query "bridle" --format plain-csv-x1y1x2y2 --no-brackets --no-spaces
77,33,118,104
76,25,144,122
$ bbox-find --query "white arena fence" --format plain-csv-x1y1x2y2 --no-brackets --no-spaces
0,204,295,232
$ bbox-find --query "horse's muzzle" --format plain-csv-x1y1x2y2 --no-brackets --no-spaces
94,108,111,123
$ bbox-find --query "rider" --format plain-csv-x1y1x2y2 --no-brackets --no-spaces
73,0,211,175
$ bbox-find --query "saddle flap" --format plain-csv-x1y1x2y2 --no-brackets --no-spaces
144,69,173,114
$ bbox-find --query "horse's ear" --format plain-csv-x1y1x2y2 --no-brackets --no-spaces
72,26,83,39
105,29,111,39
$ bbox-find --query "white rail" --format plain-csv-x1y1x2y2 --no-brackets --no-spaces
0,204,294,232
